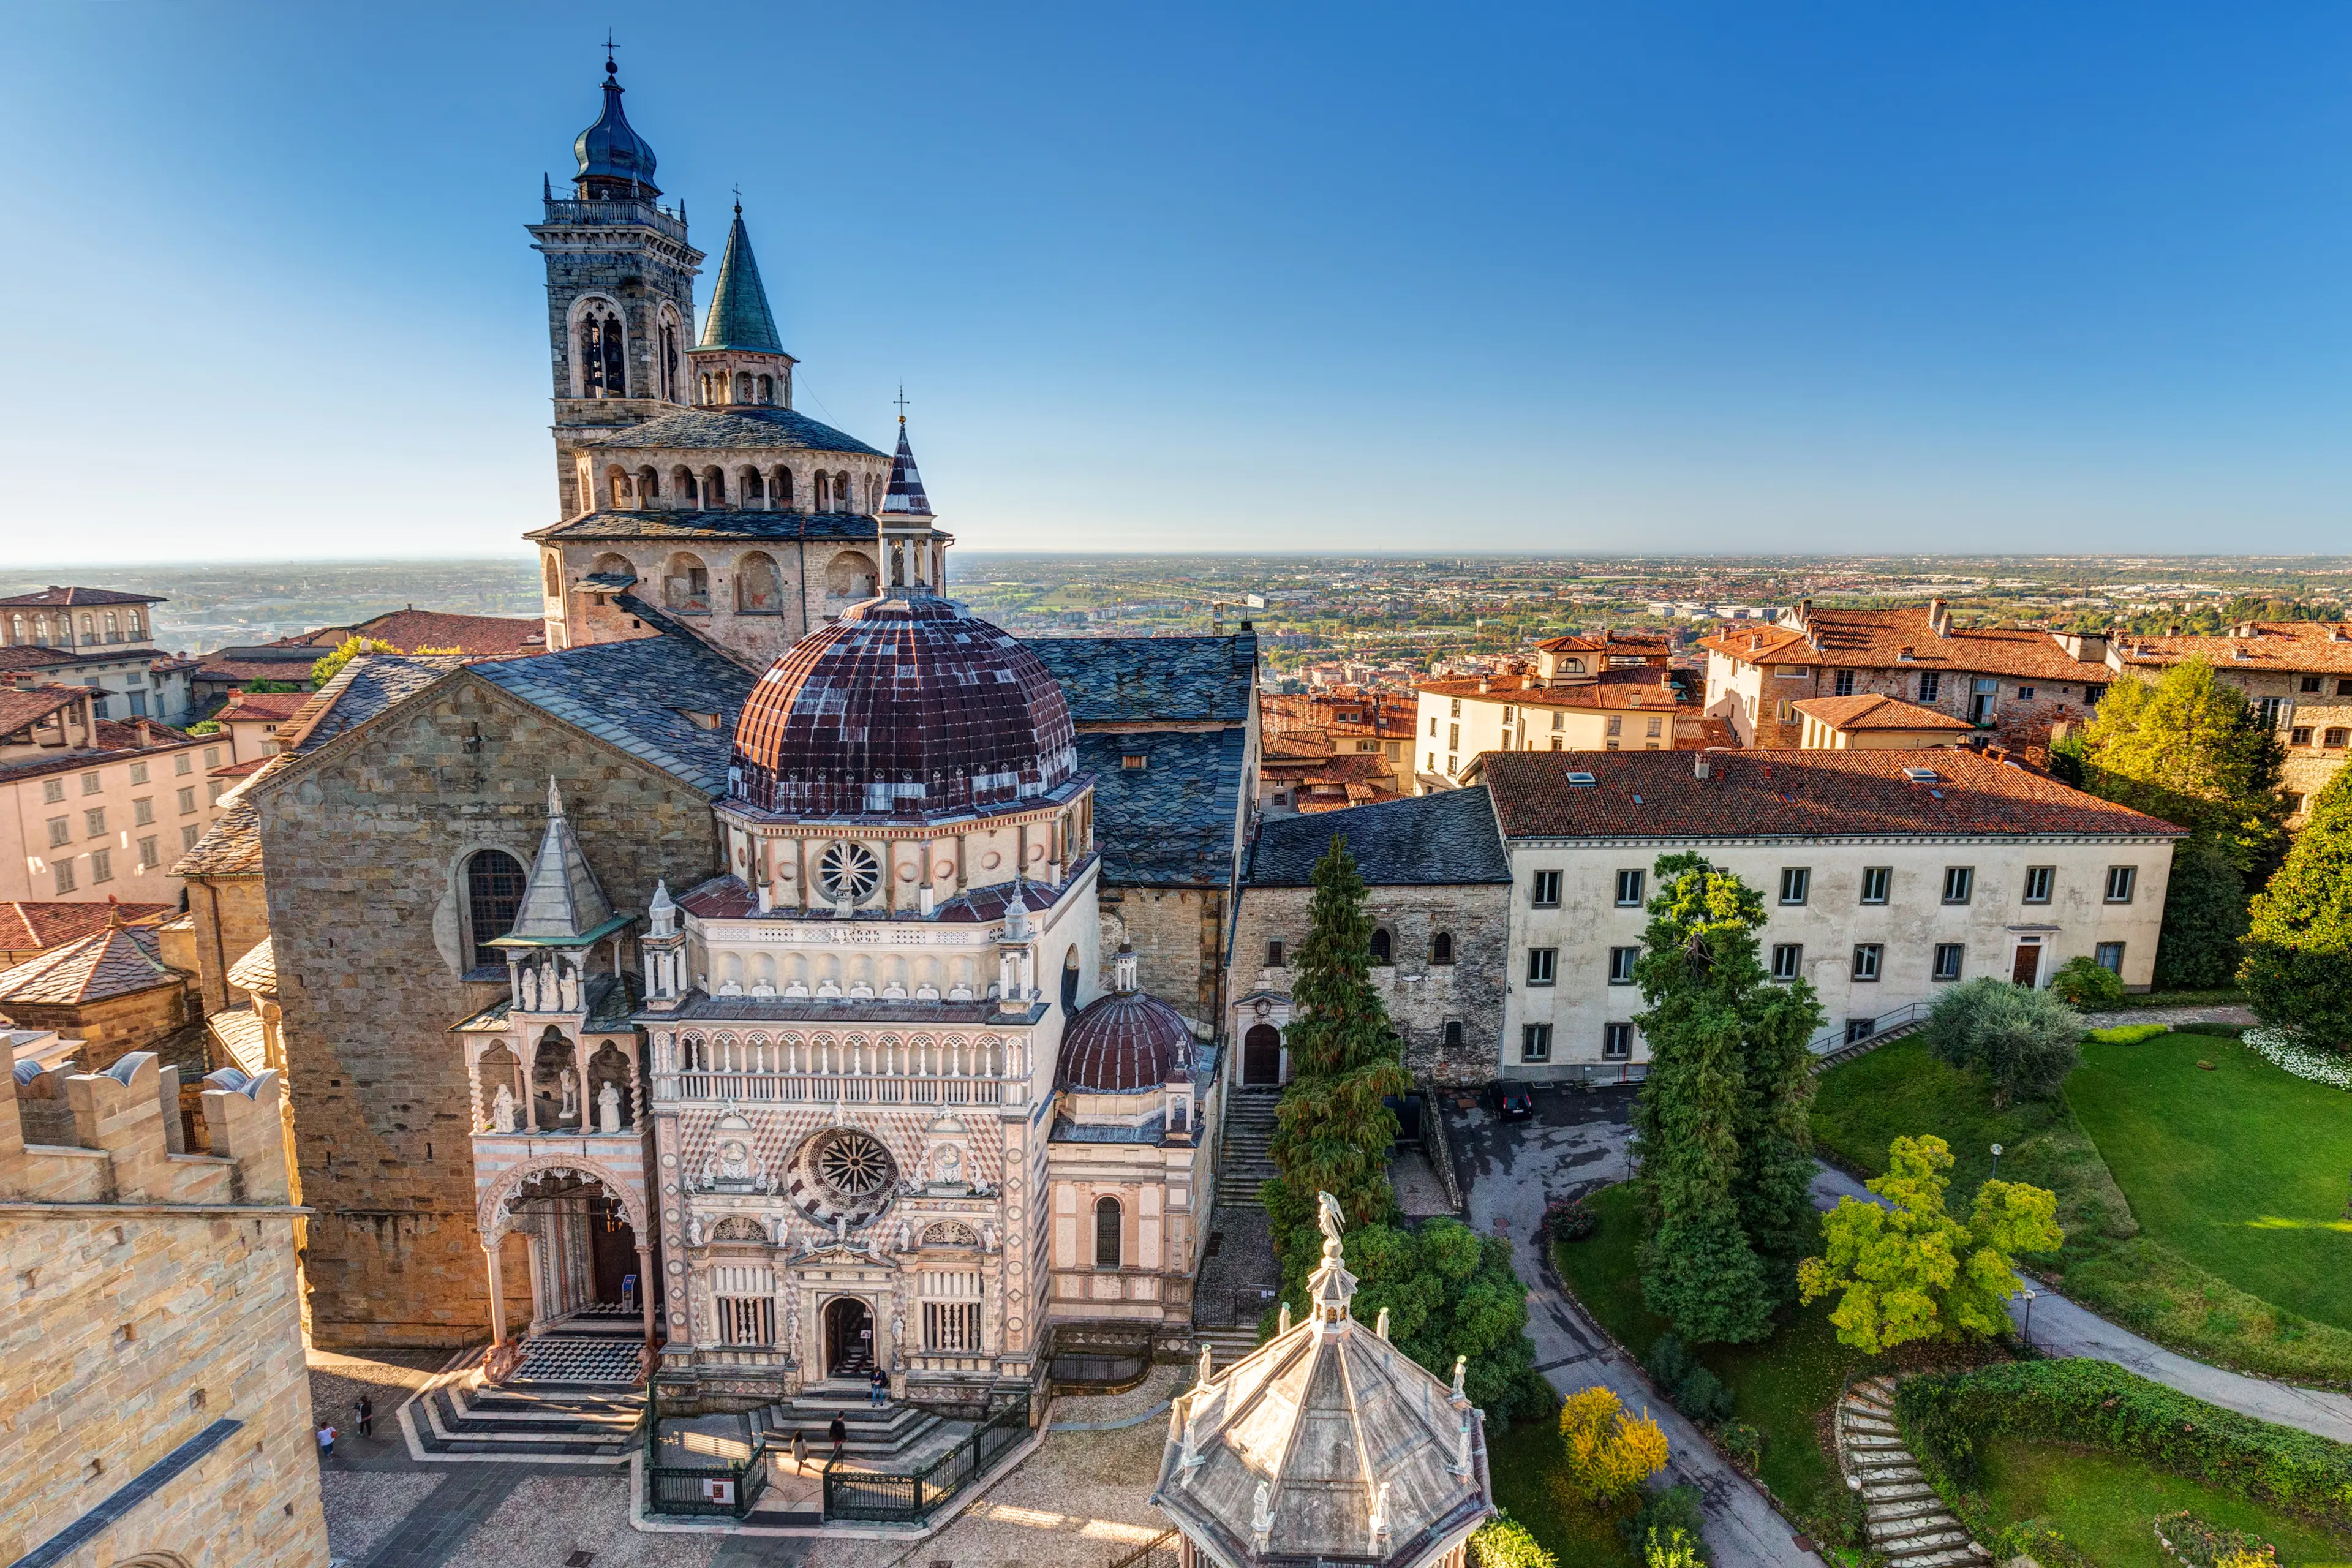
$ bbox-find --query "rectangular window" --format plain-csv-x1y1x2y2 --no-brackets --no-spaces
2291,726,2313,747
42,777,66,804
2256,697,2288,728
174,753,191,775
2105,865,2136,903
181,824,201,850
137,835,159,870
89,848,112,883
206,780,225,804
1446,753,1458,774
84,807,106,838
128,762,148,785
1933,943,1965,982
53,860,76,894
1448,723,1460,750
1521,1023,1552,1063
1770,943,1803,982
1645,717,1662,739
1852,943,1883,981
1605,716,1622,736
132,796,154,826
127,691,147,717
2095,941,2125,974
1918,672,1941,702
80,770,102,795
924,1300,982,1352
1450,698,1461,718
1266,940,1285,968
1429,715,1438,736
1779,866,1810,905
1859,865,1890,905
2326,728,2349,748
2301,676,2323,693
47,817,70,848
1602,1022,1633,1061
1607,946,1637,984
1550,737,1562,751
1615,869,1645,907
1845,1017,1877,1044
202,745,221,768
1942,866,1974,905
2084,683,2108,706
1442,1020,1464,1048
716,1297,775,1348
2017,685,2035,701
1530,869,1561,908
1833,669,1856,696
1526,948,1558,985
1501,706,1514,723
2023,865,2054,904
1551,712,1564,731
176,786,196,814
2339,679,2352,698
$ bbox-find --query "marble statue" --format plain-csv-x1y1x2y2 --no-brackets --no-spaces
559,1068,579,1120
558,963,579,1012
936,1145,963,1186
518,965,538,1012
491,1082,518,1134
597,1080,622,1134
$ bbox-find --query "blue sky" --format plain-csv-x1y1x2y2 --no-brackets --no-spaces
6,2,2350,562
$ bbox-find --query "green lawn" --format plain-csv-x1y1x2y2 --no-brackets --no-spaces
1972,1437,2352,1568
1484,1413,1642,1568
1551,1183,1880,1537
2070,1032,2352,1333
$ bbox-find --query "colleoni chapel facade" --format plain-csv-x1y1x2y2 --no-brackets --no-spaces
227,61,1247,1402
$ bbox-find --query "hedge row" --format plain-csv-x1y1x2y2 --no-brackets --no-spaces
1892,1359,2352,1522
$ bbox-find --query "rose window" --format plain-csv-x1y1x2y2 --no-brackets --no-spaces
815,1130,895,1200
818,841,880,903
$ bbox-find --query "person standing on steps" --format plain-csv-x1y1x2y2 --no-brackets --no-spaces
355,1395,373,1439
828,1414,846,1465
791,1428,809,1474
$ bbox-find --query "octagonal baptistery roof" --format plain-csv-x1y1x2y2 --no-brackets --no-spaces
730,590,1079,818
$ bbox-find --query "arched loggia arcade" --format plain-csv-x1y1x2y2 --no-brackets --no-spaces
478,1156,657,1352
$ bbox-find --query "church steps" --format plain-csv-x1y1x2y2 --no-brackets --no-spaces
407,1378,641,1462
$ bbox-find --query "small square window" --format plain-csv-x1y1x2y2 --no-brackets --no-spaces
1605,716,1622,736
1933,943,1965,982
2338,678,2352,698
1607,946,1637,984
1121,753,1148,769
2095,941,2125,974
1530,870,1561,908
2326,728,2349,748
1266,940,1285,968
206,780,225,804
80,770,102,795
1615,869,1645,907
1602,1022,1634,1061
1442,1020,1464,1048
1860,866,1890,905
1942,866,1974,905
128,762,148,785
1852,943,1883,981
1526,948,1558,985
42,778,66,804
2023,865,2054,904
1770,943,1803,982
2301,676,2323,693
1450,698,1461,718
1845,1017,1877,1044
1833,669,1856,696
1779,866,1810,905
1521,1023,1552,1063
2291,727,2313,747
2104,865,2136,903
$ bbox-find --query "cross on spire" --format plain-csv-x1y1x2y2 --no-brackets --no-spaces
601,30,619,76
733,183,742,214
894,385,911,424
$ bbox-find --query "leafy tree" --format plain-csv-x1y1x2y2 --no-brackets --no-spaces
2240,769,2352,1049
310,635,401,688
2046,954,2125,1010
1468,1517,1555,1568
2076,660,2288,876
1797,1134,2063,1353
2153,839,2250,992
1646,1528,1704,1568
241,679,305,694
1920,977,2083,1107
1630,854,1823,1343
1551,1385,1669,1507
1261,837,1408,1245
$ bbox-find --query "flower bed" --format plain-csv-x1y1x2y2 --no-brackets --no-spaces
2242,1028,2352,1091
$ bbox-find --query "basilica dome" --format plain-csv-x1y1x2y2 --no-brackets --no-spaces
730,591,1078,818
1058,945,1195,1092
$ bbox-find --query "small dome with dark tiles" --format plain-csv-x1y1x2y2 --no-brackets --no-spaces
573,60,660,198
1058,946,1194,1093
730,591,1077,818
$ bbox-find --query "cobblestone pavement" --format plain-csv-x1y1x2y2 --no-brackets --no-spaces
323,1471,445,1565
860,1406,1172,1568
1388,1147,1452,1217
444,1474,723,1568
1191,1202,1277,1330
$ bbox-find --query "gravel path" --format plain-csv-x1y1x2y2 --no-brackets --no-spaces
2081,1005,2254,1028
443,1474,722,1567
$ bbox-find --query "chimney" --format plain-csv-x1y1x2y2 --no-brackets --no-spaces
1477,676,1490,693
1928,598,1950,637
1693,753,1710,780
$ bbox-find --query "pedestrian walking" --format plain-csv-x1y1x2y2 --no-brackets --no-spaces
870,1366,888,1408
316,1422,337,1460
791,1428,809,1474
355,1395,373,1438
828,1414,846,1464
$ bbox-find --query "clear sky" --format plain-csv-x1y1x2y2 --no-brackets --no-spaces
7,2,2350,563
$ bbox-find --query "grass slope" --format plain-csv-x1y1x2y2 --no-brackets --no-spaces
1484,1417,1642,1568
2069,1032,2352,1333
1812,1036,2352,1385
1972,1438,2352,1568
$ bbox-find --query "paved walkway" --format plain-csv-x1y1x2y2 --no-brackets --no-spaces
1447,1090,1824,1568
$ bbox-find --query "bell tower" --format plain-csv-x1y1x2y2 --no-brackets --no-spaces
527,53,703,521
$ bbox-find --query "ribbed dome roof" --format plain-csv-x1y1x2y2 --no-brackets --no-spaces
573,62,660,197
731,592,1077,818
1058,951,1194,1093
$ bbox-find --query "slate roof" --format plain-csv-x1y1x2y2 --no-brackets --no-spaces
575,407,883,456
698,210,785,353
472,633,753,796
1029,633,1257,726
225,938,276,997
0,926,179,1006
0,901,176,956
1080,729,1245,888
1479,748,2185,841
881,422,934,517
172,794,264,877
191,645,323,684
272,655,472,758
0,587,165,608
1793,693,1973,732
526,508,882,544
501,781,621,942
1248,788,1511,888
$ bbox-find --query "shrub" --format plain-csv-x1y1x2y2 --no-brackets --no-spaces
1893,1360,2352,1522
1645,1526,1703,1568
1554,1384,1670,1506
1673,1363,1734,1425
2086,1022,2171,1045
1468,1515,1555,1568
2241,767,2352,1050
2049,955,2127,1010
1716,1420,1763,1471
1544,1194,1597,1243
1642,1333,1691,1393
1921,977,2084,1106
1620,1485,1706,1560
1991,1519,2099,1568
2152,1511,2278,1568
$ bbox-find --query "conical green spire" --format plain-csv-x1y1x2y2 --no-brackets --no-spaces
699,205,784,353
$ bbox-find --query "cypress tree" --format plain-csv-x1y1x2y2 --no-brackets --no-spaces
1630,853,1823,1343
2241,769,2352,1049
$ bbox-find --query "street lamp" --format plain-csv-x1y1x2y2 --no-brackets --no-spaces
1990,1143,2003,1182
2020,1287,2037,1348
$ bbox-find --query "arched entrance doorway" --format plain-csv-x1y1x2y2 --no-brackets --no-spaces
1243,1023,1283,1087
477,1158,656,1354
825,1296,875,1377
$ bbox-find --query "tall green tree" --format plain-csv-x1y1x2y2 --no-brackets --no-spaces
2154,838,2251,991
2240,769,2352,1050
1630,854,1824,1343
2076,659,2288,876
1261,837,1409,1246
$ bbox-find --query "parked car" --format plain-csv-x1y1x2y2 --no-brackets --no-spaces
1485,1082,1534,1121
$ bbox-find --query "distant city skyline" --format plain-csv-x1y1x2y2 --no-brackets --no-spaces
6,2,2350,563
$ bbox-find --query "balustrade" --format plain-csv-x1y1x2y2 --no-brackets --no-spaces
661,1072,1006,1106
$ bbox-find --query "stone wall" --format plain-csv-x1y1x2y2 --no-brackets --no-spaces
1101,886,1226,1037
0,1058,326,1568
3,981,192,1074
182,872,272,1017
1228,883,1509,1085
253,671,722,1347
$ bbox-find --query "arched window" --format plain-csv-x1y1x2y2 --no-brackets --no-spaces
1094,1196,1122,1268
703,467,726,506
104,612,119,642
665,552,711,612
659,316,680,401
736,552,782,614
758,374,774,404
1061,947,1080,1014
605,465,631,507
638,466,660,502
80,614,94,644
741,467,764,506
577,304,626,397
128,610,143,638
672,466,698,507
542,556,560,597
812,470,831,511
772,467,794,508
8,614,21,644
1370,927,1393,966
1563,658,1585,674
1431,931,1454,965
735,372,755,404
838,471,855,513
466,850,526,970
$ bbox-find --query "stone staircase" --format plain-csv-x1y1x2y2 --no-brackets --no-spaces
1218,1090,1280,1208
1193,1324,1266,1366
405,1368,643,1462
748,1388,949,1460
1836,1376,1988,1568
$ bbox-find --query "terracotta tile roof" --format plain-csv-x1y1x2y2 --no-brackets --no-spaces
226,937,276,997
216,689,317,723
172,794,263,877
0,925,180,1006
1699,606,2110,684
0,722,200,790
1535,630,1672,657
209,756,271,778
0,586,165,608
0,644,101,673
2113,622,2352,675
0,900,176,954
1415,666,1697,713
298,609,546,658
1480,747,2184,841
1792,693,1974,731
0,685,88,733
192,646,322,685
94,718,190,749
